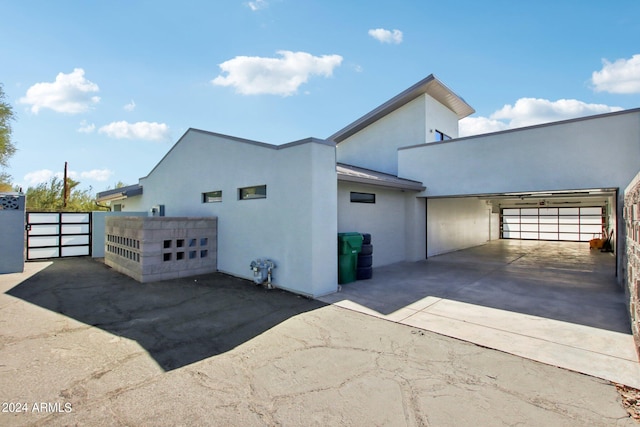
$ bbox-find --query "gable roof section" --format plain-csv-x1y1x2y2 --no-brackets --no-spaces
328,74,475,143
337,163,425,191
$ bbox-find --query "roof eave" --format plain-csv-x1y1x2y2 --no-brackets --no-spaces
338,173,426,191
96,184,143,203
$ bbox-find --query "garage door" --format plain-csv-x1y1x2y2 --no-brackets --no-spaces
501,207,603,242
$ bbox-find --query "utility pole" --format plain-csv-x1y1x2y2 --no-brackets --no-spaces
63,161,68,209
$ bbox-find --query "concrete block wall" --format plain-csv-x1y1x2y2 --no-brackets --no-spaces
105,216,217,283
624,172,640,358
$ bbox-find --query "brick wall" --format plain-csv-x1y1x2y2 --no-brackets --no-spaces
625,174,640,358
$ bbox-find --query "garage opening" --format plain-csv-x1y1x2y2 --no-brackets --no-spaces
426,189,618,268
501,206,604,242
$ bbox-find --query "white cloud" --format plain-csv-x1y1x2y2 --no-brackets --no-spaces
459,98,623,137
124,100,136,111
368,28,403,44
24,169,56,186
80,169,113,182
23,168,113,186
459,117,509,137
591,54,640,94
212,50,343,96
19,68,100,114
247,0,268,11
98,121,171,142
77,120,95,134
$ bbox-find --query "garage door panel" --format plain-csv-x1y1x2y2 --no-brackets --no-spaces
558,216,579,224
560,233,581,241
559,207,580,215
539,224,558,232
539,216,558,224
559,224,580,233
521,232,539,239
502,206,603,242
540,232,559,240
581,224,602,234
580,217,602,225
539,208,558,215
581,207,602,215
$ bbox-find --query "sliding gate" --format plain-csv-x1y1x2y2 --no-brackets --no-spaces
26,212,91,260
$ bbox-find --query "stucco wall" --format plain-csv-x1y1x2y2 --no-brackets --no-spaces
425,96,460,141
338,182,425,266
399,110,640,197
427,198,493,257
125,130,338,297
336,94,460,176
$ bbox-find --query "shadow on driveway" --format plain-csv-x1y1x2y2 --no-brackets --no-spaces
6,258,325,371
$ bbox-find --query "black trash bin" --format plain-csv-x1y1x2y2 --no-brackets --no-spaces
357,233,373,280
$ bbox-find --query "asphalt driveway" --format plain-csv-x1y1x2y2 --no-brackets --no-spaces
0,257,635,426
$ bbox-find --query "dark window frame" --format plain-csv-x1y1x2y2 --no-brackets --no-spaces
435,130,452,141
202,190,222,203
350,192,376,204
239,185,267,200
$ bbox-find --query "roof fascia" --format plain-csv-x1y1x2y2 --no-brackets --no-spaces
398,107,640,151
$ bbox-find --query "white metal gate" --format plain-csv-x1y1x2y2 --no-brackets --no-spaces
501,207,603,242
26,212,91,260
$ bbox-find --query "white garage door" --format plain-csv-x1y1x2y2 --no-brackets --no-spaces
501,207,603,242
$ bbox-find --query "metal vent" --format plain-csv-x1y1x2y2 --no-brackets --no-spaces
0,195,21,210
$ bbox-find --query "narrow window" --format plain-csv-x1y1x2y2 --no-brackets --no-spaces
435,130,452,141
350,192,376,204
239,185,267,200
202,190,222,203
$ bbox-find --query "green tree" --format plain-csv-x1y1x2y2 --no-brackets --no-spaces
26,176,106,212
0,83,17,191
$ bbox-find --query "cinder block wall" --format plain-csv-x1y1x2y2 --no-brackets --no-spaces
624,174,640,358
105,216,217,282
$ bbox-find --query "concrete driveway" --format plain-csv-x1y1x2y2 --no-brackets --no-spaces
0,256,636,426
320,239,640,389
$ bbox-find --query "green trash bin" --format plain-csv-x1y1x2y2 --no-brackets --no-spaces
338,232,363,284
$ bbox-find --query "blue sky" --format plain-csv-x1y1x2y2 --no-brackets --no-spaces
1,0,639,192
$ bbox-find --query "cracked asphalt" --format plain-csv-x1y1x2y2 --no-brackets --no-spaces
0,258,635,426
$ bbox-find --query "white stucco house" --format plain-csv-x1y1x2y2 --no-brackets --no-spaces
98,74,640,298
